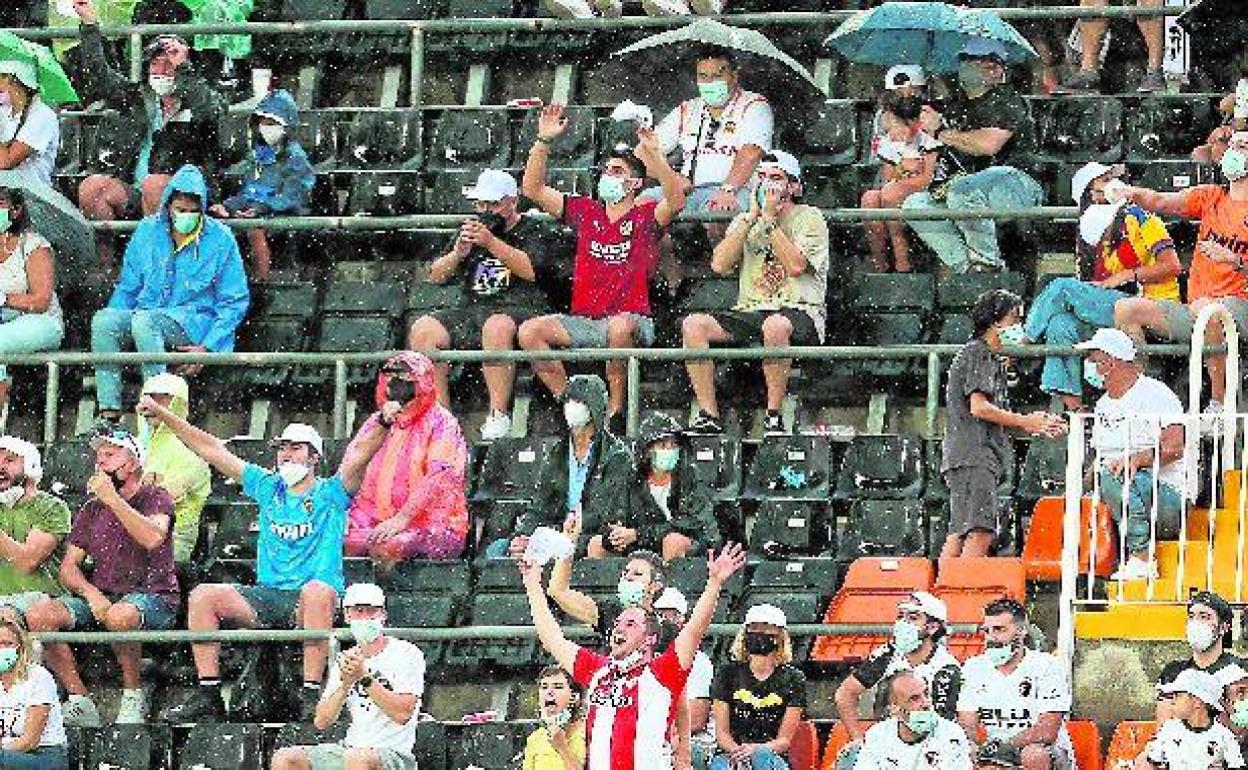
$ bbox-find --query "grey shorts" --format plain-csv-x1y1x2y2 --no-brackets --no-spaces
554,313,656,348
1157,297,1248,343
945,466,1000,536
0,592,49,615
307,743,415,770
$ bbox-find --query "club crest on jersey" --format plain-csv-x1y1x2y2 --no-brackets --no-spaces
1018,678,1033,698
619,220,634,237
923,750,941,767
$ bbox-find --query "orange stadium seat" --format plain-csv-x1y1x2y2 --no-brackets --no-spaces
1105,721,1158,770
934,557,1025,660
812,558,935,664
1067,720,1103,770
820,721,876,770
788,719,820,770
1022,497,1118,581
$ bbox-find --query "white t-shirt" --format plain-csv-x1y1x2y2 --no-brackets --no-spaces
876,130,942,166
322,637,426,755
0,664,67,748
656,90,774,188
685,650,716,747
957,649,1074,763
648,482,672,520
0,232,61,323
854,716,972,770
1145,718,1245,770
0,100,59,187
1092,375,1187,495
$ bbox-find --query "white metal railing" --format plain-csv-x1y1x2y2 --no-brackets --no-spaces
1056,303,1241,665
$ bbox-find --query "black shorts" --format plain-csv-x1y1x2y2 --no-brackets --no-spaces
426,306,541,349
709,308,820,347
945,466,1000,536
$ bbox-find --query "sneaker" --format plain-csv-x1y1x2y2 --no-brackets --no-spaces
115,688,147,724
642,0,692,14
593,0,623,15
480,410,512,441
1110,556,1158,581
298,686,320,722
157,686,225,723
688,410,723,434
1137,68,1166,93
763,411,787,436
62,694,102,728
1055,68,1101,94
689,0,723,12
542,0,594,18
1202,400,1226,435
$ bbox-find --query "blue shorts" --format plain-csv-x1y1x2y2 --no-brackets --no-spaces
233,584,304,629
60,593,178,631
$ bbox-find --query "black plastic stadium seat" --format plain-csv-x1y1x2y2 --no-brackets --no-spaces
834,433,926,501
448,721,524,770
345,172,423,216
847,272,935,315
472,436,559,502
1031,95,1124,164
444,592,537,668
749,499,827,557
291,316,399,387
427,109,512,172
795,100,859,167
340,110,422,171
744,435,832,501
365,0,439,17
679,278,739,315
1016,436,1068,502
681,435,743,503
935,272,1027,313
178,723,265,769
88,724,173,769
321,281,406,318
837,499,929,563
853,313,927,378
42,439,92,509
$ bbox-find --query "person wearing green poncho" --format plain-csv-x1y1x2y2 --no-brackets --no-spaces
137,372,210,565
0,436,69,617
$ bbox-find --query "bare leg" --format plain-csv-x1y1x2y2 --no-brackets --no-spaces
861,189,891,271
1078,0,1110,71
26,599,86,695
481,314,520,413
246,228,272,281
879,184,914,272
1137,0,1165,71
681,313,731,417
297,582,337,684
961,530,995,558
186,584,259,679
104,603,144,689
604,314,640,417
270,747,313,770
940,534,963,559
407,316,452,407
518,316,573,399
761,314,795,412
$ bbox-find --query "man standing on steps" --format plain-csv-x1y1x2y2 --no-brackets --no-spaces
1157,591,1240,722
1078,328,1187,582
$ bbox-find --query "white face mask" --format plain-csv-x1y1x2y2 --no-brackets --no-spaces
0,485,24,508
148,74,176,96
564,401,592,430
349,618,384,646
1186,618,1219,652
277,461,310,488
257,124,286,146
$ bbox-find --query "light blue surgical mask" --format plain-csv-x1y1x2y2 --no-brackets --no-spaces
650,447,680,473
597,175,628,205
0,208,10,234
0,647,18,673
349,618,384,646
997,324,1027,346
172,210,200,235
1232,699,1248,729
906,709,938,736
617,578,646,607
698,80,731,108
892,619,923,655
985,641,1016,667
1224,148,1248,182
1084,359,1105,390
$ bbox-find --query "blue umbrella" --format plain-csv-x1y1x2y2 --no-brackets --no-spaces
826,2,1037,73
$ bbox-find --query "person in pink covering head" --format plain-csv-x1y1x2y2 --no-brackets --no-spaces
345,352,469,569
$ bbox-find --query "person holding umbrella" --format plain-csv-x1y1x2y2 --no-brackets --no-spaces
0,58,60,186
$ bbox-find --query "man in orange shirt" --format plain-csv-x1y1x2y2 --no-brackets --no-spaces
1115,131,1248,417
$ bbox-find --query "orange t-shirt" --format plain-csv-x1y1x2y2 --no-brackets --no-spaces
1182,185,1248,301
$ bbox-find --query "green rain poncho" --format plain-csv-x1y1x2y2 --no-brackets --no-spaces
139,372,211,564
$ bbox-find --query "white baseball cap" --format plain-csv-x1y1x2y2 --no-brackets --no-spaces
1079,202,1124,246
744,603,788,629
343,582,386,608
463,169,518,202
0,60,38,92
272,423,324,455
89,427,146,465
1070,161,1125,203
1075,327,1137,362
0,436,41,482
1158,668,1226,711
885,64,926,90
653,587,688,617
897,591,948,623
141,372,189,400
759,150,801,183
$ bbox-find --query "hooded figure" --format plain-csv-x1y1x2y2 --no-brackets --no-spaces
518,374,633,552
138,373,210,564
90,164,250,413
346,352,469,566
219,90,314,217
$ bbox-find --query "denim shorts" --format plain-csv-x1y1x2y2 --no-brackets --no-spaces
60,593,178,631
554,313,656,348
307,743,414,770
234,584,305,629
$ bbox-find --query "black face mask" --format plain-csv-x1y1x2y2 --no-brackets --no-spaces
386,378,416,404
478,212,506,234
107,467,129,487
744,632,778,656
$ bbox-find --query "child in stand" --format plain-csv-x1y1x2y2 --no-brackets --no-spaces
1137,669,1244,770
523,665,586,770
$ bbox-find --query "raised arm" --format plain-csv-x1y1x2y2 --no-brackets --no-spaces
336,405,399,495
522,105,569,218
675,543,747,669
521,557,580,672
546,516,599,627
634,127,686,228
1121,185,1195,218
137,395,245,481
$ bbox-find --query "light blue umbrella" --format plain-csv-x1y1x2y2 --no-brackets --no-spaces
826,2,1037,73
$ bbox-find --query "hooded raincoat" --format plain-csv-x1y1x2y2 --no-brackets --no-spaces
106,164,250,352
139,373,210,564
346,352,470,562
221,90,314,217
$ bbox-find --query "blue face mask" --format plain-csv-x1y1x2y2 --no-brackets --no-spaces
1084,359,1105,389
985,641,1016,667
617,578,646,607
1232,699,1248,729
997,324,1027,346
892,619,923,655
906,709,938,736
172,210,200,235
0,208,10,234
698,80,731,108
597,175,628,205
0,647,18,673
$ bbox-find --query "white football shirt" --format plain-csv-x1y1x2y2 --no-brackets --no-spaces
322,637,426,755
1145,718,1245,770
957,649,1074,763
854,716,972,770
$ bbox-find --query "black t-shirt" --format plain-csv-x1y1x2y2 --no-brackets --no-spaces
1157,652,1242,688
851,642,963,718
710,662,807,744
941,85,1035,174
449,214,564,311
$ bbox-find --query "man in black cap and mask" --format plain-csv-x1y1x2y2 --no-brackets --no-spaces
1156,590,1242,721
408,168,566,442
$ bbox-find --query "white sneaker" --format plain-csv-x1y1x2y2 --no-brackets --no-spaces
689,0,724,12
115,688,147,724
1110,557,1158,581
1202,400,1226,435
594,0,623,15
62,694,102,728
480,410,512,441
542,0,595,18
642,0,692,14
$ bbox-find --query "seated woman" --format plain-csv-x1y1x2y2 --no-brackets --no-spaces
345,352,469,569
1020,162,1180,411
523,665,586,770
0,186,64,412
0,616,69,769
0,60,59,186
709,604,806,770
586,411,721,561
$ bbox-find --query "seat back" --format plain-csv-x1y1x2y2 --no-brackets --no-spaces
935,557,1025,658
751,500,826,557
835,434,926,500
178,723,265,769
473,436,557,502
1106,720,1158,770
788,719,820,770
744,436,832,501
89,724,173,769
838,500,929,562
429,109,511,170
936,272,1027,312
812,558,934,664
1017,438,1069,501
681,435,743,502
1066,719,1103,770
1022,496,1118,581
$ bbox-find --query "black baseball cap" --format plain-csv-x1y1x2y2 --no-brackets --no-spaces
1190,591,1233,626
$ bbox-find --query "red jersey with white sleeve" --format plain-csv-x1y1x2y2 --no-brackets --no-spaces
573,645,691,770
562,195,662,318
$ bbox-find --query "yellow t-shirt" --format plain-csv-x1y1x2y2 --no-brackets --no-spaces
1091,205,1179,301
523,722,587,770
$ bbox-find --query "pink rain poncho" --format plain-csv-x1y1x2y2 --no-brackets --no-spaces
345,352,469,562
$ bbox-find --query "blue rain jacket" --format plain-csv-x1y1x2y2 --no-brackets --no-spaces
222,90,315,216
